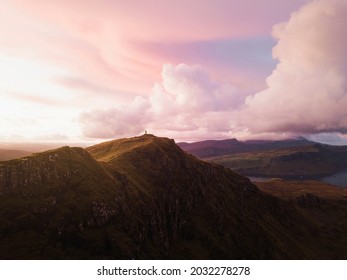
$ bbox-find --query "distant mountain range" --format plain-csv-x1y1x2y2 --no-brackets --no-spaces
178,138,347,178
177,137,315,158
0,134,346,259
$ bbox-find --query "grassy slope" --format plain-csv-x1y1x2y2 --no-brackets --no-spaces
87,135,340,259
0,146,125,259
256,180,347,200
256,180,347,259
0,135,346,259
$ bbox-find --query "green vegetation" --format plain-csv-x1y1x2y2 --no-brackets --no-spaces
0,135,346,259
256,180,347,258
208,144,347,178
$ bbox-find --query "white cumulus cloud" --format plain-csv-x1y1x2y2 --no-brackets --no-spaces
242,0,347,135
79,64,246,139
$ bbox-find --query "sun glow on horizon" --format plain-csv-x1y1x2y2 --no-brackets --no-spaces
0,55,82,140
1,0,347,145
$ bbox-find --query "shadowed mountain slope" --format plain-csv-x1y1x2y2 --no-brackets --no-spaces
0,135,345,259
255,179,347,258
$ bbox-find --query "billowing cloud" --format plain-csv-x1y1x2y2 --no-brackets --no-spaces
3,0,306,143
81,0,347,142
81,0,347,141
153,64,245,113
242,0,347,135
4,0,347,144
79,96,152,138
79,64,247,139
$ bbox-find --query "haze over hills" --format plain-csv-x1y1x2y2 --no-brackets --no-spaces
0,134,346,259
0,149,33,161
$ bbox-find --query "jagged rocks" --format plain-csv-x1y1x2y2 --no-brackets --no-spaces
293,193,324,208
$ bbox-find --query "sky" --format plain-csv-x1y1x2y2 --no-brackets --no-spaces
1,0,347,144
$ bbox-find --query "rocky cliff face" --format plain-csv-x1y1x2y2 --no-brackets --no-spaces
0,135,344,259
0,147,92,190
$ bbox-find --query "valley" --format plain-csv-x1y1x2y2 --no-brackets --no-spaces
179,138,347,183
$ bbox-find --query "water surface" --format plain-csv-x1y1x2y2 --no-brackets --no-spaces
320,171,347,187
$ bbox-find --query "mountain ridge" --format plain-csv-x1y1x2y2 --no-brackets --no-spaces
0,134,346,259
177,137,347,178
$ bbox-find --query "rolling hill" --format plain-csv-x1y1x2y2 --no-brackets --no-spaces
207,144,347,178
177,137,314,158
0,149,32,161
0,134,346,259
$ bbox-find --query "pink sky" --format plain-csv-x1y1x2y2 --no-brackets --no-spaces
1,0,347,144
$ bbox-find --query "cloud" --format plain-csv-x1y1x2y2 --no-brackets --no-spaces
131,37,277,90
79,64,247,139
8,91,64,106
2,0,307,100
242,0,347,135
307,133,347,146
79,96,152,138
5,0,347,142
77,0,347,142
10,0,307,41
154,64,245,113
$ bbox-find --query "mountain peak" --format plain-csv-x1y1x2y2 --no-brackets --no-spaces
1,134,346,259
86,134,176,162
